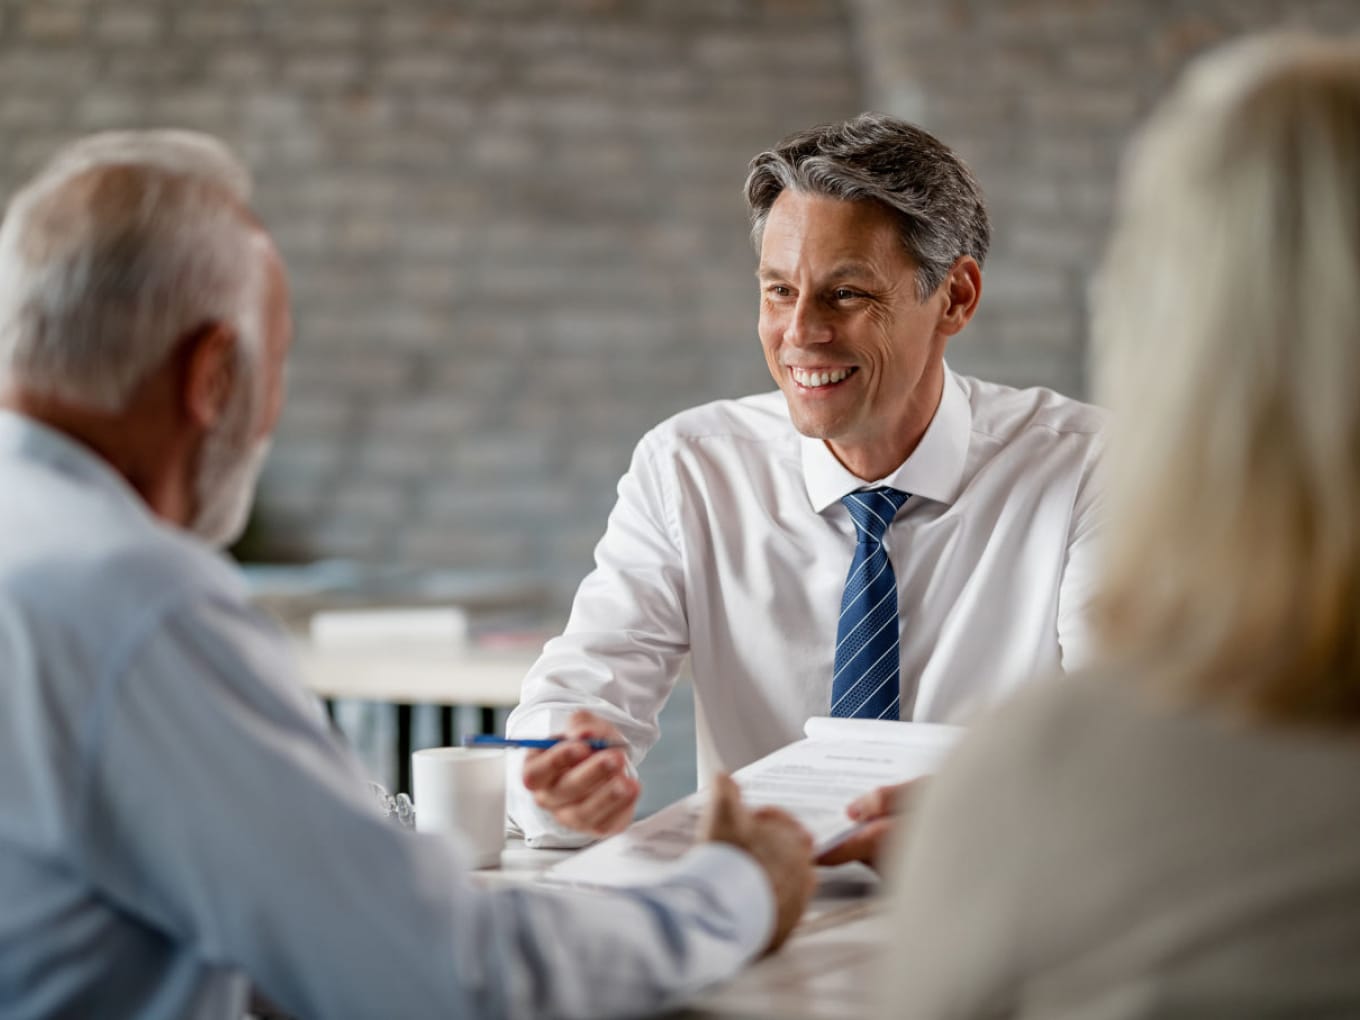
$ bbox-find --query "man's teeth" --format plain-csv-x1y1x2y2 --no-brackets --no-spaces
792,367,853,388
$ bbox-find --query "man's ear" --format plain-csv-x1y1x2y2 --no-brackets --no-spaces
938,256,982,337
181,323,238,429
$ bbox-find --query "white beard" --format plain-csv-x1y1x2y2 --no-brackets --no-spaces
190,381,271,550
191,437,271,549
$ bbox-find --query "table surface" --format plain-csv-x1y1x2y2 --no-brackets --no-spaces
294,640,538,707
485,841,884,1020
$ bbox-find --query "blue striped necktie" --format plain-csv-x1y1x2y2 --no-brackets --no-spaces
831,487,910,719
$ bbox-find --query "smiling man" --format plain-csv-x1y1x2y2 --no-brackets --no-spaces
507,113,1105,858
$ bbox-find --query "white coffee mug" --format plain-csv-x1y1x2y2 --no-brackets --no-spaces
411,747,506,868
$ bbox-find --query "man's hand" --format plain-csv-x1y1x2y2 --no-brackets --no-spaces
702,773,816,954
814,777,929,869
521,710,640,837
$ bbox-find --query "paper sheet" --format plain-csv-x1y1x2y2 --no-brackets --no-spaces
545,717,962,887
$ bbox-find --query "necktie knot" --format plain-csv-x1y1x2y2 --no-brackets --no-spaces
841,487,909,546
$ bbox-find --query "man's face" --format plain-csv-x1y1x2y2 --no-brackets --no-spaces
190,242,292,548
757,190,952,479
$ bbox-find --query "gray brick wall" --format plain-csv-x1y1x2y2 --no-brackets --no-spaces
0,0,861,602
848,0,1360,399
3,1,1355,605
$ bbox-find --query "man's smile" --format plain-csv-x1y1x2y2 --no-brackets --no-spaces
789,366,858,389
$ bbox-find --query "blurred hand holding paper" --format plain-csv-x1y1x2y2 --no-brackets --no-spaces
546,717,962,887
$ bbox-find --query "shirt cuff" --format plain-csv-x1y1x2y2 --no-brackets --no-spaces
505,771,598,849
662,841,776,957
502,727,641,850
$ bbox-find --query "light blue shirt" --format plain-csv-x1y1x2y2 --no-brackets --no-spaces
0,411,773,1020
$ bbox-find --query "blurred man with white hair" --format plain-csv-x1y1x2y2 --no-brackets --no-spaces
0,132,814,1020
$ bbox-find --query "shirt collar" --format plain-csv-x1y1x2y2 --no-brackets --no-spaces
0,409,151,514
801,366,972,513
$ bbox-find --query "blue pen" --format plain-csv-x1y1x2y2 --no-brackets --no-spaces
461,735,624,751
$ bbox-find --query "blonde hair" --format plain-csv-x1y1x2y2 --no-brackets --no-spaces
1094,34,1360,724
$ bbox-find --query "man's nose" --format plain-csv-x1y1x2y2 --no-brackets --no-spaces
785,296,832,348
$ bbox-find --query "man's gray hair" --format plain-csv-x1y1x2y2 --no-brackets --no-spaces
744,112,991,299
0,130,265,412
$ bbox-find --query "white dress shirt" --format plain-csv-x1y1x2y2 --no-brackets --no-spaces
0,411,773,1020
508,368,1105,846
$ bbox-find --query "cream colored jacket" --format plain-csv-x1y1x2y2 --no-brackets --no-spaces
880,669,1360,1019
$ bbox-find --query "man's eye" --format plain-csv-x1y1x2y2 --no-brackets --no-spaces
833,288,860,301
767,285,792,298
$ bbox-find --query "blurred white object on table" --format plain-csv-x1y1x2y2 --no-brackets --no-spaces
310,606,470,649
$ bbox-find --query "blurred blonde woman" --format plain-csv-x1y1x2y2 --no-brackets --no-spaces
877,34,1360,1019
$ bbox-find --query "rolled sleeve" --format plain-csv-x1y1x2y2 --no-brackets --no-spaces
508,431,692,844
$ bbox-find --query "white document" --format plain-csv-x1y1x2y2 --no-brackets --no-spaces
545,717,963,887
